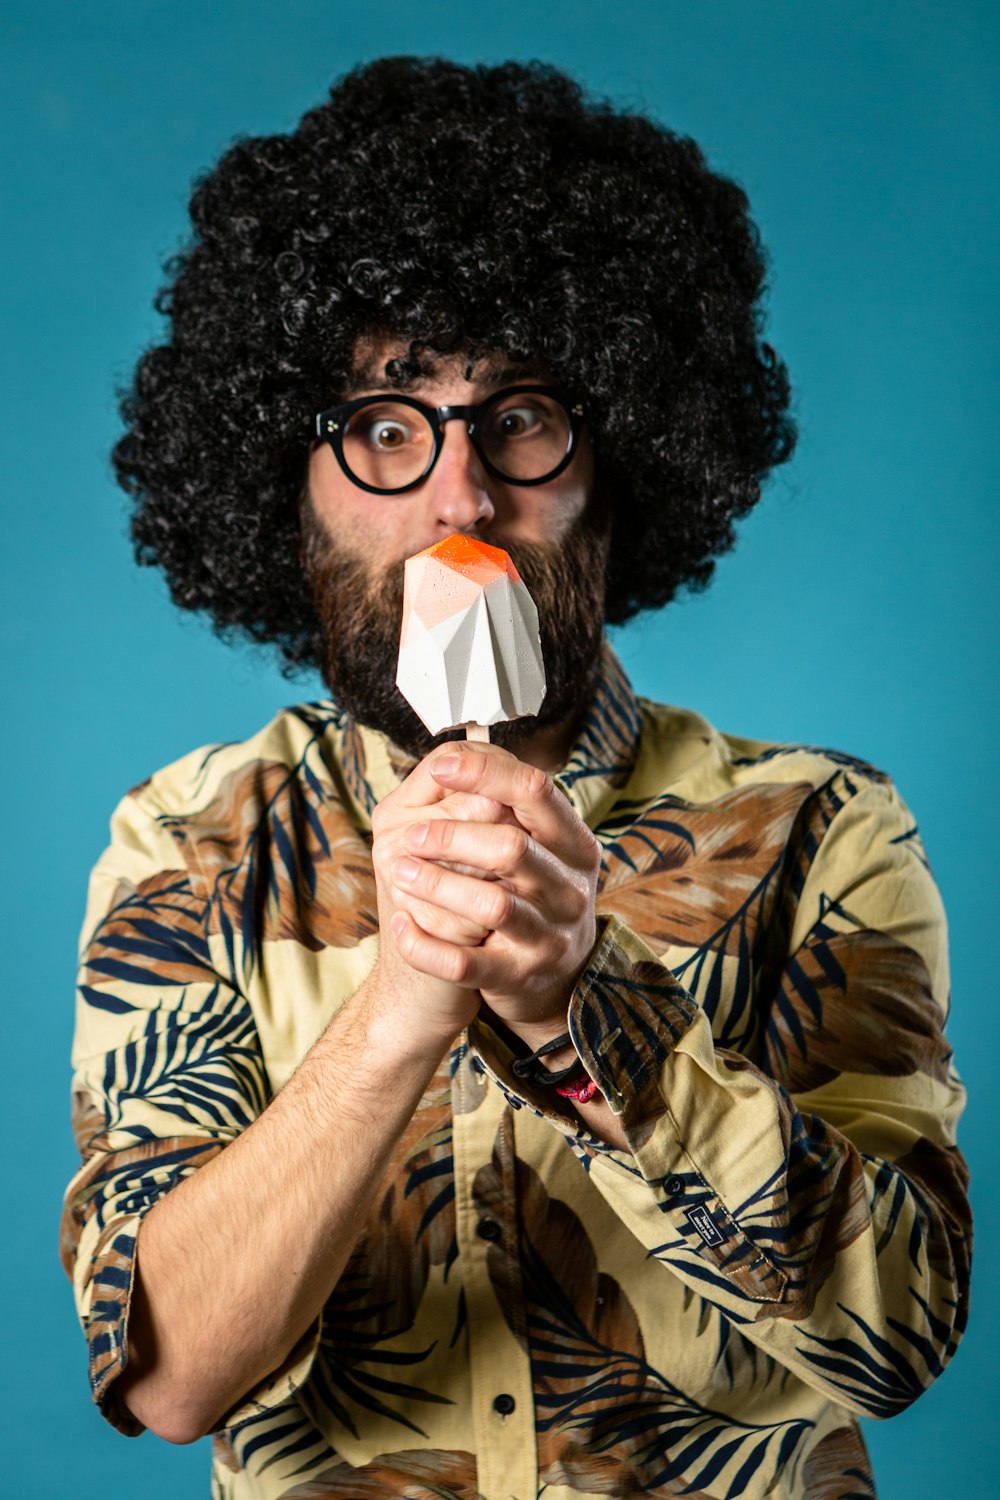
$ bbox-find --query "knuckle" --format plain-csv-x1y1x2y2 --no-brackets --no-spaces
451,916,480,941
560,889,583,927
464,794,504,822
486,885,514,926
502,826,530,867
462,746,487,782
448,946,473,984
435,818,456,851
394,920,415,958
509,828,530,864
522,765,549,802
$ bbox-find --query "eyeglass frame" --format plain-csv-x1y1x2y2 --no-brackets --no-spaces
313,384,587,496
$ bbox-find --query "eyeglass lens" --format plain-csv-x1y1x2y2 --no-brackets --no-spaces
340,392,572,490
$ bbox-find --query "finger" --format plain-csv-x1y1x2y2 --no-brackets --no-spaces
394,887,492,947
373,774,515,840
428,744,600,868
389,911,483,988
382,742,514,815
403,820,584,915
392,855,522,936
391,910,525,998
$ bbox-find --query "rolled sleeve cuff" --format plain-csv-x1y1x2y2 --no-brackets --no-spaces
568,913,698,1131
83,1213,145,1435
80,1207,322,1437
468,914,699,1148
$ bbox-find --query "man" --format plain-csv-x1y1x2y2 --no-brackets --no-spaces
62,56,971,1499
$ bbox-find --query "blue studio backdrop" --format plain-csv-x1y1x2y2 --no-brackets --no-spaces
2,3,996,1494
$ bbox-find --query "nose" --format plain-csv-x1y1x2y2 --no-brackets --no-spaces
423,419,496,534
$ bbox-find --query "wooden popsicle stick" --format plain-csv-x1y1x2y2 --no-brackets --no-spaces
465,723,491,742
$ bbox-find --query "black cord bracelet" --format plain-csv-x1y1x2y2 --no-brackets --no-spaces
510,1031,580,1088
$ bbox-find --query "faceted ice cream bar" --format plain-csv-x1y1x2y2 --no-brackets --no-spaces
396,535,546,736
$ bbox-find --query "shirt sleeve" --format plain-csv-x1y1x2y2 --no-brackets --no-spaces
60,788,318,1435
469,773,971,1420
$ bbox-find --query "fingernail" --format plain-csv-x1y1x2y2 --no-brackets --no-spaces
431,753,460,777
390,913,406,938
394,856,419,882
407,822,429,848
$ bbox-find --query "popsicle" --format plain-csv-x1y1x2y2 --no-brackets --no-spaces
396,534,546,740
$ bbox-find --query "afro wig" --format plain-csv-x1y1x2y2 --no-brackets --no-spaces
114,55,795,673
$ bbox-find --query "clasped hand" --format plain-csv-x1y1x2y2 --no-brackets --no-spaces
370,742,601,1046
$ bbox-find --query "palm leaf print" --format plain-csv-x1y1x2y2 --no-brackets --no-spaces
893,1137,971,1287
81,867,215,1001
273,1447,479,1498
595,781,813,956
168,755,378,985
797,1298,954,1419
80,865,269,1138
561,646,644,789
798,1424,875,1498
730,743,888,783
765,909,952,1093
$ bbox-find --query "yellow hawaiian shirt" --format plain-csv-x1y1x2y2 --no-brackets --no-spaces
61,647,970,1499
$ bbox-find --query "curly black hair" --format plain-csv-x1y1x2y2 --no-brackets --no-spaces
114,55,795,673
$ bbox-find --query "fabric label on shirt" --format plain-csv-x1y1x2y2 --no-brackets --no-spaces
686,1204,725,1247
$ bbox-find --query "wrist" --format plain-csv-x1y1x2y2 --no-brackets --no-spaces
508,1026,601,1105
356,963,472,1070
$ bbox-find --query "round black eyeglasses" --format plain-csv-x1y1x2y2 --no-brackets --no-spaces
313,385,587,496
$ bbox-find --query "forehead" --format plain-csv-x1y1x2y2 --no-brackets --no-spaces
346,335,547,395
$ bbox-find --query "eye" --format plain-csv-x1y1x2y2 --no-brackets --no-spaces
367,417,410,449
489,403,545,440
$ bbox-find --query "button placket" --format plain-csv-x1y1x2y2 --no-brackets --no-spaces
453,1056,536,1499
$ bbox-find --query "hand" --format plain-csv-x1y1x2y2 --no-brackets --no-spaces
387,742,602,1038
369,746,522,1045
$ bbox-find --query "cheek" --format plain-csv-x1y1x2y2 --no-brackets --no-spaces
542,439,595,538
541,475,593,540
307,446,348,528
307,447,392,552
501,458,594,543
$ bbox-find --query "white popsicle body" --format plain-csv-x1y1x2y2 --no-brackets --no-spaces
396,535,546,735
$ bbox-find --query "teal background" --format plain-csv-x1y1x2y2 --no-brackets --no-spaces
2,1,996,1493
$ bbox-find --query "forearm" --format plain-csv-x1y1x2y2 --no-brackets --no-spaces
118,969,456,1443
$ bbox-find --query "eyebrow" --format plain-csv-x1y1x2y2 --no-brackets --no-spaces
344,356,547,397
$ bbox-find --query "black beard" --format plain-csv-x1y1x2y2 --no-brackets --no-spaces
301,510,610,763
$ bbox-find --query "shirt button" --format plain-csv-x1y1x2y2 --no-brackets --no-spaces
493,1393,516,1416
665,1175,685,1197
477,1217,501,1241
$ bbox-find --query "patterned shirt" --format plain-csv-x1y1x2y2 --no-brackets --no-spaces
61,647,971,1499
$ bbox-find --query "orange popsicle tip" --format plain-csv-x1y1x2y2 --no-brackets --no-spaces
415,533,522,582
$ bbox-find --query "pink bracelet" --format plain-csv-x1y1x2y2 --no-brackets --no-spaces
555,1074,600,1103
